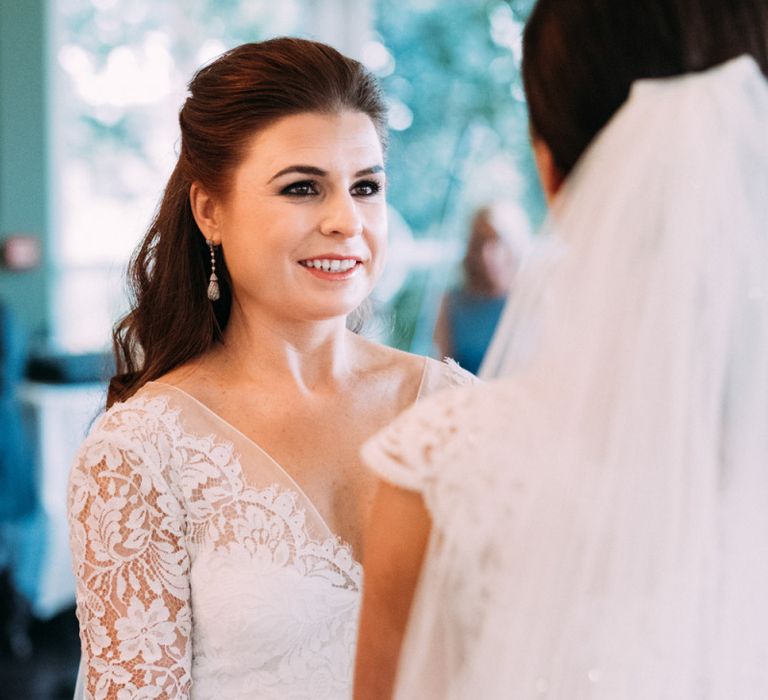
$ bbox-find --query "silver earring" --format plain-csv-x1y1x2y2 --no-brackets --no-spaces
207,240,220,301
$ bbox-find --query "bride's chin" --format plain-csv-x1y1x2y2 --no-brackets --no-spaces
282,298,363,324
306,305,365,324
302,293,372,321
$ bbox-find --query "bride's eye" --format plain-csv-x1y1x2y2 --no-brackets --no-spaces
352,180,383,197
281,180,319,197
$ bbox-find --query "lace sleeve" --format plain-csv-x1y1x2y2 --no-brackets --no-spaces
68,428,191,699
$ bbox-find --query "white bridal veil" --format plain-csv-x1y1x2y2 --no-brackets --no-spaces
440,55,768,698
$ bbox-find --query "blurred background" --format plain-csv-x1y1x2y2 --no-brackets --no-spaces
0,0,540,696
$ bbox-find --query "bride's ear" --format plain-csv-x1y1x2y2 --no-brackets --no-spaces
190,181,222,243
532,138,565,204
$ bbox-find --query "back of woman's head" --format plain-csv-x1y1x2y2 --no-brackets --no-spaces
522,0,768,176
109,37,386,407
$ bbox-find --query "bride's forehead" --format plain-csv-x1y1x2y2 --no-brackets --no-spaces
229,120,383,185
244,111,382,158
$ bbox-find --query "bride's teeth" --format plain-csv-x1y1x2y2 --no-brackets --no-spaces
302,259,359,272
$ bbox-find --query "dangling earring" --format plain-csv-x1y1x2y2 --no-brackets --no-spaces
207,240,220,301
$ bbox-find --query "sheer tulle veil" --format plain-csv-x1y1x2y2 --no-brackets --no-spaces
444,55,768,697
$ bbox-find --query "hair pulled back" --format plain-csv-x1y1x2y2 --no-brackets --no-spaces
522,0,768,177
109,37,387,407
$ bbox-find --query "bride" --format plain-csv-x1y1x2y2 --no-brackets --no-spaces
67,38,472,699
355,0,768,697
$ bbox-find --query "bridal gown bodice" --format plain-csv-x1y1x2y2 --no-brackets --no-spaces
68,357,473,699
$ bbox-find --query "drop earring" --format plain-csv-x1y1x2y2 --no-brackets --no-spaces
207,240,220,301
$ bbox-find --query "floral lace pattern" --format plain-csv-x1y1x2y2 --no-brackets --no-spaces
69,391,361,700
69,358,473,699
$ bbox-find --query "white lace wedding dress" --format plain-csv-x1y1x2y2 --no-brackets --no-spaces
68,357,473,700
362,57,768,699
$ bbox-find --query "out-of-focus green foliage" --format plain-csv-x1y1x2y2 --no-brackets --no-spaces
373,0,541,352
375,0,542,238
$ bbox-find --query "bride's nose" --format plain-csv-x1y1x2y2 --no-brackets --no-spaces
319,192,364,238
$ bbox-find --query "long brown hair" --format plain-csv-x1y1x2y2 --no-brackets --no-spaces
522,0,768,177
109,38,387,407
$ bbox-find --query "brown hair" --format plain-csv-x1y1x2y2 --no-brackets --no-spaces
109,37,387,407
522,0,768,176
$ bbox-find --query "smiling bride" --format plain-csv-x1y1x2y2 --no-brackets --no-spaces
67,38,473,700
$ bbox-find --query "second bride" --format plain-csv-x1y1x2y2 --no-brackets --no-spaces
68,37,472,699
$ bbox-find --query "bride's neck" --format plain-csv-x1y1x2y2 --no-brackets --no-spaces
210,307,355,393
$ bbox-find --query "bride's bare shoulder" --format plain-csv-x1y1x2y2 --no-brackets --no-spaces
150,354,221,404
353,334,425,377
353,335,477,394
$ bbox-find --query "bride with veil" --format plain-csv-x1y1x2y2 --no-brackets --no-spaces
354,0,768,697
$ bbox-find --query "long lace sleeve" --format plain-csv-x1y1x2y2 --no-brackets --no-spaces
68,426,191,699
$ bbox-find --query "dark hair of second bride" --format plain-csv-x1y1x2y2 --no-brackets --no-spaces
522,0,768,177
108,37,387,408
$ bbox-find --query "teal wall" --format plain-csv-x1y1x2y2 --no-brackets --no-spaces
0,0,50,344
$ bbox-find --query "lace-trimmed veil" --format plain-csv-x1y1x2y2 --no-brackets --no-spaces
436,56,768,696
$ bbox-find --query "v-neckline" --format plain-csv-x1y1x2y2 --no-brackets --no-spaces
146,356,429,564
147,380,340,546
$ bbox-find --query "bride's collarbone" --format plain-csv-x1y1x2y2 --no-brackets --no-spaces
199,387,380,477
180,362,419,557
170,348,423,475
218,367,416,444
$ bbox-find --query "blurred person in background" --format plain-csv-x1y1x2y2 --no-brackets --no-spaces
433,202,531,374
355,0,768,697
68,37,472,700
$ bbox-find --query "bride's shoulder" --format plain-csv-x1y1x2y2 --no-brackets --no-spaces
361,376,506,493
418,356,477,399
353,335,477,396
80,381,182,458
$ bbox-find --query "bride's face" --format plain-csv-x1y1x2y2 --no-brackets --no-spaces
194,110,387,324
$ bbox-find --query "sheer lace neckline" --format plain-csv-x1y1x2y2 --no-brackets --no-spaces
142,356,434,565
144,380,349,557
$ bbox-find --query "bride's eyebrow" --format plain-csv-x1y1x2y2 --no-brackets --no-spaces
268,164,384,182
268,165,325,182
355,165,385,177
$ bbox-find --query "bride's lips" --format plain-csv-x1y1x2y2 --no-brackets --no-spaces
298,254,365,281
